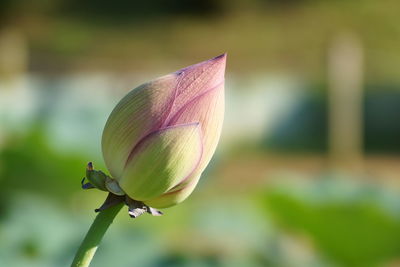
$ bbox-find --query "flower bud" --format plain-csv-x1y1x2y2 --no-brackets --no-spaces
102,54,226,208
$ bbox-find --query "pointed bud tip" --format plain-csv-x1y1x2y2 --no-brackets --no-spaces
209,53,227,75
176,53,227,76
207,53,227,68
212,53,227,61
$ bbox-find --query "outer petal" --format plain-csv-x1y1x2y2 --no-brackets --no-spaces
102,74,179,178
144,175,201,208
167,77,224,190
161,54,226,127
118,123,203,201
144,60,225,208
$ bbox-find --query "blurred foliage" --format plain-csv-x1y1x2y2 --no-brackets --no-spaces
0,125,87,200
62,0,224,20
263,86,400,154
0,186,272,266
264,89,328,153
364,86,400,153
262,178,400,266
2,0,400,80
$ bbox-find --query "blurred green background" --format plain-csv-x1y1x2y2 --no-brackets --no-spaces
1,0,400,266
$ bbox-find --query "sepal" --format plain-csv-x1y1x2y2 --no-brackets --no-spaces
85,162,108,191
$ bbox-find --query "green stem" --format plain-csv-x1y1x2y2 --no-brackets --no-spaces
71,203,124,267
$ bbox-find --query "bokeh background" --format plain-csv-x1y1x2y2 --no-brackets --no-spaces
1,0,400,266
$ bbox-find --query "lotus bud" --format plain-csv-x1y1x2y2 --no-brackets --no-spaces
101,54,226,209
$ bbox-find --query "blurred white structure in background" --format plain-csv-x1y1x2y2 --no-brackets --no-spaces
328,33,364,169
